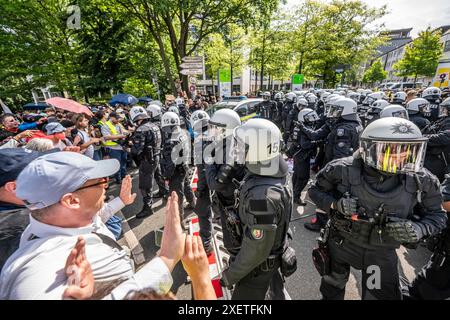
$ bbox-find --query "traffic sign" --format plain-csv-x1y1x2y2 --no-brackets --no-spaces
189,76,197,84
189,85,196,92
180,62,203,69
439,72,449,81
180,69,203,75
182,56,203,63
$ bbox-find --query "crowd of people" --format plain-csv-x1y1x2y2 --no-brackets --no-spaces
1,84,450,300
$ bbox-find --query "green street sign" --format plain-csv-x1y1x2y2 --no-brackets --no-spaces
292,74,304,85
219,69,231,83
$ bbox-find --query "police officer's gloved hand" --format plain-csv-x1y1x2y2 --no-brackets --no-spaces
334,197,357,217
385,217,423,244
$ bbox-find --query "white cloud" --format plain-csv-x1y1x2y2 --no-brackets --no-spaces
284,0,450,37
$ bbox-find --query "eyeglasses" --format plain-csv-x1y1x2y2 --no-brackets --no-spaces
75,177,109,191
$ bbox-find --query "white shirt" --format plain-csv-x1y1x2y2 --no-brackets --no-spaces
0,198,172,300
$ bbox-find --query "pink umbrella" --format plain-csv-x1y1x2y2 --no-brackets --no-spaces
45,97,93,116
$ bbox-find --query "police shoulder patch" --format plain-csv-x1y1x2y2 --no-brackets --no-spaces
251,228,264,240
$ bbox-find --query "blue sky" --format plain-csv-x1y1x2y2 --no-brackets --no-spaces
285,0,450,37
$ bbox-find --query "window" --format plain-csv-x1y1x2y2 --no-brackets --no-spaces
235,105,248,117
444,40,450,53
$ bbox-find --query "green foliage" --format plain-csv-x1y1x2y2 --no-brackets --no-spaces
393,28,442,82
363,59,387,84
122,77,156,98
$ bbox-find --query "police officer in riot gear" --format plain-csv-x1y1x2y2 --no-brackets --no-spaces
285,98,308,142
362,91,387,107
274,92,284,128
309,117,447,300
160,111,193,219
392,91,407,105
379,105,409,120
146,104,170,199
287,108,320,206
255,91,278,121
406,98,431,131
305,93,318,109
299,97,363,232
282,92,297,143
129,106,163,219
422,97,450,182
422,87,442,122
405,173,450,300
205,109,245,255
220,118,294,300
365,99,390,126
190,110,214,252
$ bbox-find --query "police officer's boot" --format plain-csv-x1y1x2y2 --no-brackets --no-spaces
136,204,154,219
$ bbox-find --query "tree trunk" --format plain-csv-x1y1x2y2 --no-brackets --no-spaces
149,27,177,95
230,43,233,92
414,74,418,85
298,51,304,75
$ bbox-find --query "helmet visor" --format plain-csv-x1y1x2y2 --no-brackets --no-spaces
361,140,427,174
419,102,431,114
304,111,320,122
392,110,409,119
327,105,344,118
439,105,449,118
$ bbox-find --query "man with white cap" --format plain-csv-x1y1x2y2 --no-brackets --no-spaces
0,152,184,299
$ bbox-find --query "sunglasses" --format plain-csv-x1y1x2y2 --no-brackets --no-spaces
75,177,109,191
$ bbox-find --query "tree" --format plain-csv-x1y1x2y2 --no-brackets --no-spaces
0,0,81,104
115,0,279,95
363,59,387,85
393,28,443,84
203,34,229,96
289,0,387,87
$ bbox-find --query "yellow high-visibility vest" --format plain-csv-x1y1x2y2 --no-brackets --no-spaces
103,120,119,147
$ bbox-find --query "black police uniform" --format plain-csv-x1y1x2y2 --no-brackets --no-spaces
309,152,447,300
300,116,363,165
160,128,192,218
192,128,213,251
423,116,450,182
409,112,431,132
282,100,295,141
300,116,363,229
364,110,381,127
220,158,293,300
151,117,170,197
131,118,164,217
405,174,450,300
274,98,284,128
424,97,441,123
255,100,278,121
205,136,246,255
287,122,316,203
285,107,300,142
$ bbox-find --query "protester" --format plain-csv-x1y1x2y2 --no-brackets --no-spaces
0,148,56,272
25,138,54,152
63,202,216,300
71,114,101,159
101,112,128,183
0,113,46,144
